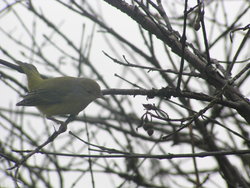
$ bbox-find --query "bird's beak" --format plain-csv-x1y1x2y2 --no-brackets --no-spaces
99,92,105,100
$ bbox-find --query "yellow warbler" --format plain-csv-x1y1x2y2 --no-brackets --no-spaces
16,62,103,116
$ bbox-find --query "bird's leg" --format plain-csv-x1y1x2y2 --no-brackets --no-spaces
46,116,64,124
58,115,76,133
46,115,75,133
65,114,75,124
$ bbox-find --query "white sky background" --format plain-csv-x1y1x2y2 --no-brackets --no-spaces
0,0,249,187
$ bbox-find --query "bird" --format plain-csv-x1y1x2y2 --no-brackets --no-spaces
16,61,103,117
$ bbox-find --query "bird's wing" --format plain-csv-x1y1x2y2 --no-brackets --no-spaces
16,89,63,106
16,77,82,106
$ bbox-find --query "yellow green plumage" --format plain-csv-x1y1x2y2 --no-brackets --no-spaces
16,62,102,116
